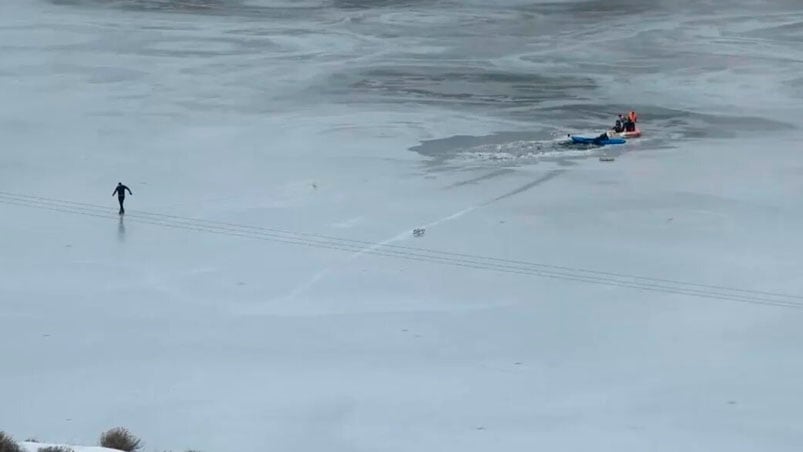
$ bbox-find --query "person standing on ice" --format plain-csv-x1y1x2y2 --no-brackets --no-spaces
112,182,132,215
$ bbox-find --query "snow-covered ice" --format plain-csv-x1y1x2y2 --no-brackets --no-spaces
2,0,803,451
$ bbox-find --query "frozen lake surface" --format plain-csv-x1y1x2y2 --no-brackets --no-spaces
2,0,803,450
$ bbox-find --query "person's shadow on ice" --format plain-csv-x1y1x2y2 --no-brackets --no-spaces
117,216,126,242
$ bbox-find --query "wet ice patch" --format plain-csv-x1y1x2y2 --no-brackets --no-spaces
0,62,148,83
410,131,607,166
88,66,149,83
333,65,597,115
332,0,435,9
0,25,92,49
374,8,524,28
142,36,266,56
455,138,594,163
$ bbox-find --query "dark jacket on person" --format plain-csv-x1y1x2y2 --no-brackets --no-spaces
113,184,132,198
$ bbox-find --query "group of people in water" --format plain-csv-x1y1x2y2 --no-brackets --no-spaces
612,111,639,133
593,111,639,143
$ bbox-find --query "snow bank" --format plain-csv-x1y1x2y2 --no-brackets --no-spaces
20,443,118,452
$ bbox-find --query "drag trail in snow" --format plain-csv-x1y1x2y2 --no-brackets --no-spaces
283,169,567,301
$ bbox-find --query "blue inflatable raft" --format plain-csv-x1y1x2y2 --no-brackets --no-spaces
569,135,626,146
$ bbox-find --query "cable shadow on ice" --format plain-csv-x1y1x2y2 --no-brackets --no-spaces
2,190,802,310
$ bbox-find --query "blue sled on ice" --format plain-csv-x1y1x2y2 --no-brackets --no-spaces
567,135,626,146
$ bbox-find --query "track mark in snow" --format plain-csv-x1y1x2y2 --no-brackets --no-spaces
282,171,566,300
483,169,565,205
283,203,480,302
285,169,559,300
447,168,515,188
